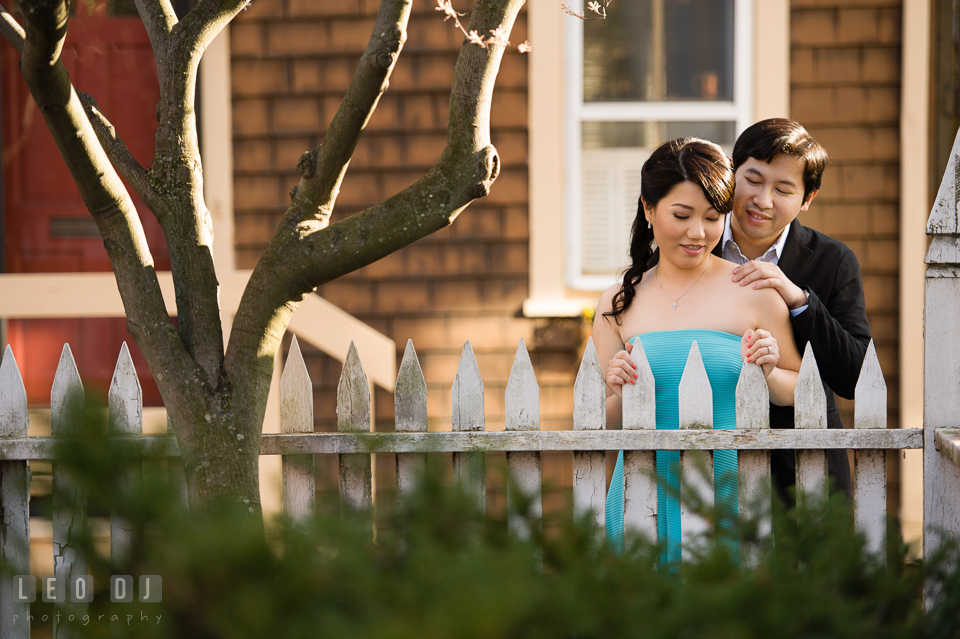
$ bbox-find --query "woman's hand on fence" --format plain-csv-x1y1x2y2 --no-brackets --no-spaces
742,329,779,378
605,340,637,399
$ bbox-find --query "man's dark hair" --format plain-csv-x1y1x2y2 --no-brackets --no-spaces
732,118,828,201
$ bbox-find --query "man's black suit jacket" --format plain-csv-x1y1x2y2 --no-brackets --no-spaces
711,218,872,499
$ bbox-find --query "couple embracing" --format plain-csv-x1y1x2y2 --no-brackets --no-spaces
596,118,872,565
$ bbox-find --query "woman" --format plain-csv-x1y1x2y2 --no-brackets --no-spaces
594,138,802,566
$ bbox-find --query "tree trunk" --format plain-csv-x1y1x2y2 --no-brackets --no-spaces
0,0,528,514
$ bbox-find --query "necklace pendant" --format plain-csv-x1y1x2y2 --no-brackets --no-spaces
672,301,679,310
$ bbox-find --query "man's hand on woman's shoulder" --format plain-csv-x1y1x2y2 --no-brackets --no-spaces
732,260,808,310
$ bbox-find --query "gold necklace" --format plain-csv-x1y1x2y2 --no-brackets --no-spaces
655,257,712,311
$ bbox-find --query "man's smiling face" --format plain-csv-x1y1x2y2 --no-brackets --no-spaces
731,154,817,258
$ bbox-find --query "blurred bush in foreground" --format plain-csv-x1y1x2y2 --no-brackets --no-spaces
5,416,960,639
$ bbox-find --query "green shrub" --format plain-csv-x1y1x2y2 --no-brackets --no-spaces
6,420,959,639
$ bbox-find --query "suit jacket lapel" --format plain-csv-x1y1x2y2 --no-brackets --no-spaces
777,219,813,280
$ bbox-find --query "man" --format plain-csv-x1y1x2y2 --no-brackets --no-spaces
718,118,872,501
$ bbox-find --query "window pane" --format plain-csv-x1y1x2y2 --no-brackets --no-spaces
582,121,735,150
583,0,735,103
579,121,735,275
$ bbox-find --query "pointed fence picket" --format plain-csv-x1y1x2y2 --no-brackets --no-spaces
452,340,486,513
854,341,887,557
678,342,713,562
572,338,606,530
0,329,948,625
51,345,87,639
795,343,828,500
0,346,29,639
108,343,142,567
337,341,372,518
395,340,428,503
505,339,541,539
735,352,771,568
280,336,315,524
621,339,657,542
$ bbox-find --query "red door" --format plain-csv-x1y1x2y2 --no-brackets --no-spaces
3,0,168,405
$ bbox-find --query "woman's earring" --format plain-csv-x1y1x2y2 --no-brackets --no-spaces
647,220,651,229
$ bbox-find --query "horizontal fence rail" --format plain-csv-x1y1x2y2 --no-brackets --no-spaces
935,429,960,469
0,429,924,461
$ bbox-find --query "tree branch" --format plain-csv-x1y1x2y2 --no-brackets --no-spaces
0,4,24,53
225,0,523,412
134,0,253,389
133,0,177,80
290,0,412,226
16,0,210,433
77,91,159,211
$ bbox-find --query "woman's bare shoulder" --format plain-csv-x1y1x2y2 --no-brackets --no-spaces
714,260,790,318
710,259,746,293
597,282,621,313
748,281,791,320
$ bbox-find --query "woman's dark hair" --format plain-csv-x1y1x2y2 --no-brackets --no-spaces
732,118,828,201
603,137,734,325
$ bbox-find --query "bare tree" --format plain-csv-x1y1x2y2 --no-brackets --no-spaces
0,0,525,513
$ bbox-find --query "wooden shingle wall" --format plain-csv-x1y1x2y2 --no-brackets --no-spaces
231,0,580,505
790,0,902,507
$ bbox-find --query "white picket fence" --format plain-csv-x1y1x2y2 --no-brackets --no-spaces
0,331,934,637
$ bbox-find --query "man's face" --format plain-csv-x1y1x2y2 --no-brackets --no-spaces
731,154,817,254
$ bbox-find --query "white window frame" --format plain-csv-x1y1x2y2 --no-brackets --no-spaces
563,0,755,291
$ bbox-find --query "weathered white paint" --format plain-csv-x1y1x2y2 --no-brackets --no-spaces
505,340,542,539
452,341,485,513
573,338,605,528
679,342,712,430
679,343,713,561
260,426,918,454
622,339,656,541
0,427,923,460
934,429,960,467
622,338,656,431
735,355,770,432
0,346,30,639
337,341,372,516
108,343,142,566
795,343,827,501
505,340,540,432
924,228,960,561
280,336,315,524
854,340,887,557
395,340,428,501
736,357,770,567
51,344,86,639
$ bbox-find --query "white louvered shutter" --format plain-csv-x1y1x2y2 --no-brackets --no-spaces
580,148,651,275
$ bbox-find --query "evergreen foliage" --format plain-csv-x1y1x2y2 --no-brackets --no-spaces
6,418,959,638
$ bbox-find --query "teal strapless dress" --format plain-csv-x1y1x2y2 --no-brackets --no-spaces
605,329,743,567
